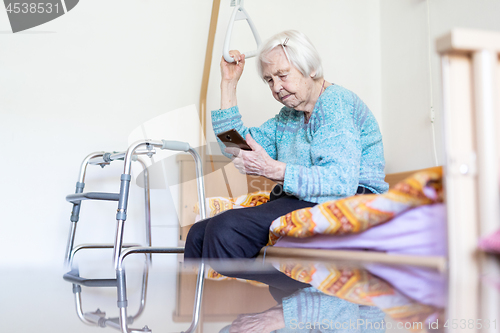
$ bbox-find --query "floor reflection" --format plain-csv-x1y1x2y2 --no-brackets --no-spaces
199,259,446,333
4,254,446,333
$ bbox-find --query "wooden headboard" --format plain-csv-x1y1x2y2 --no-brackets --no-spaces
384,167,438,188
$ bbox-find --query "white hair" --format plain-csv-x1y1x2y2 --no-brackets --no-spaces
257,30,323,81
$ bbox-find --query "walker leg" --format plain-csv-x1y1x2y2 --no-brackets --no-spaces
116,268,130,333
116,265,153,333
65,151,106,265
65,181,85,265
182,261,205,333
137,158,152,262
114,174,131,269
65,221,78,266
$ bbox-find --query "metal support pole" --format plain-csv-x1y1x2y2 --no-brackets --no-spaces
137,157,152,263
184,147,207,333
75,291,95,326
182,261,205,333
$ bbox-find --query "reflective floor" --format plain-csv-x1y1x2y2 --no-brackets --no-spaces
2,250,451,333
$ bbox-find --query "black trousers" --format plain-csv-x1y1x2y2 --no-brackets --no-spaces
184,185,373,302
184,185,316,301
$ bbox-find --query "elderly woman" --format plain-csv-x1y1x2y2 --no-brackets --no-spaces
185,30,387,299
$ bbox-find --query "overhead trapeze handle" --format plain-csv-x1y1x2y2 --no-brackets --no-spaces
223,4,262,63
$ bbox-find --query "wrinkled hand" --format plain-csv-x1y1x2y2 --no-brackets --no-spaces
229,304,285,333
224,134,286,183
221,50,245,84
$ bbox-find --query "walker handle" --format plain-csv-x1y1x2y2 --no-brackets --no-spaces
161,140,190,152
223,5,262,63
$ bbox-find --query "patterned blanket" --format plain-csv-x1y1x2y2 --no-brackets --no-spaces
277,261,444,332
195,166,443,245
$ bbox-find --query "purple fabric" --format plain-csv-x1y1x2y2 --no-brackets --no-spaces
479,228,500,254
365,264,446,308
274,204,447,256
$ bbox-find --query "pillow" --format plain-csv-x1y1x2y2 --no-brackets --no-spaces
193,191,270,222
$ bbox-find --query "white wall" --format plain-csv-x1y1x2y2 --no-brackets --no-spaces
380,0,500,173
0,0,213,268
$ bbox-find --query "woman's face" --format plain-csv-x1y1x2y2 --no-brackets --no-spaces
261,47,317,112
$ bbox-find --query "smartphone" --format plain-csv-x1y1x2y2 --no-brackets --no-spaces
217,129,252,151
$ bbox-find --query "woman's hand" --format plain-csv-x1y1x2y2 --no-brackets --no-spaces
229,304,285,333
221,50,245,84
225,134,286,183
220,50,245,109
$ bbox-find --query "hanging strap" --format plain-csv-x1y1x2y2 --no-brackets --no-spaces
223,4,262,63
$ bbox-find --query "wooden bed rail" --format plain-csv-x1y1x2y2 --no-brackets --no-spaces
259,247,447,271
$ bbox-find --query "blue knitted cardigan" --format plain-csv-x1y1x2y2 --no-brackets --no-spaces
212,84,388,204
280,287,386,333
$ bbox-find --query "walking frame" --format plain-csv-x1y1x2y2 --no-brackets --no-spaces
63,139,207,333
